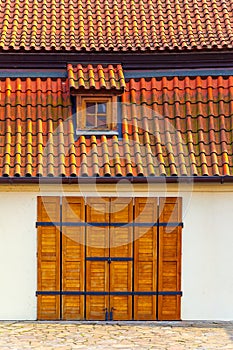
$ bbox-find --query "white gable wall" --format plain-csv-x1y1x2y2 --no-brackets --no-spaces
182,191,233,320
0,184,232,320
0,192,37,320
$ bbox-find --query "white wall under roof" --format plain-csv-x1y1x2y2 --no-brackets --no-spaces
0,184,232,320
181,191,233,320
0,192,37,320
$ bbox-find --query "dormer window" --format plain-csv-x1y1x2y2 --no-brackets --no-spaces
76,95,117,134
67,63,125,135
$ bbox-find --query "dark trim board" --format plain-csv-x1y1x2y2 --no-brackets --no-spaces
0,69,67,78
0,51,233,69
0,176,233,184
1,67,233,79
125,68,233,78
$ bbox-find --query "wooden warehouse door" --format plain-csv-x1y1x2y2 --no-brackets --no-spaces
37,196,182,321
85,198,133,320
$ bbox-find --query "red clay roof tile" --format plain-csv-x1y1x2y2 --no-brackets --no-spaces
68,64,125,92
0,0,232,52
0,75,233,177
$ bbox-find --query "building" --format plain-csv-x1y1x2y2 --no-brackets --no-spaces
0,0,232,321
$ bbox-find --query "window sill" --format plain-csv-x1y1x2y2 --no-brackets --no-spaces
76,130,119,136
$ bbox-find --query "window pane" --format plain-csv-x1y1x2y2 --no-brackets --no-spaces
86,102,96,114
86,114,96,128
97,116,107,128
97,102,107,114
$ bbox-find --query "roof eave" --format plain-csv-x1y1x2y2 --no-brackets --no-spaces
0,176,232,185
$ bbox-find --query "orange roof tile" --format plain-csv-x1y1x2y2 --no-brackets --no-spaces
67,64,125,92
0,0,232,52
0,76,232,178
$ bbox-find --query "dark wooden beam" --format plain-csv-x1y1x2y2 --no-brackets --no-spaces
0,51,233,69
0,176,232,184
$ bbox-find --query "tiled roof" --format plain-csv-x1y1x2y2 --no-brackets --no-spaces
67,64,126,92
0,76,232,178
0,0,233,52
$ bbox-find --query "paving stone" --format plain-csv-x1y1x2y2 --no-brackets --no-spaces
0,322,232,349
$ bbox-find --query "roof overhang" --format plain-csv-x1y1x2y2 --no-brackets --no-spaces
0,176,233,184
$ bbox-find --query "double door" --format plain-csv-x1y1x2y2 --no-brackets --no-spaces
37,196,182,321
85,197,132,320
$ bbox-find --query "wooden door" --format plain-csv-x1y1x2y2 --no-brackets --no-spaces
109,198,133,320
62,197,85,320
37,196,182,321
158,197,182,320
85,197,133,320
85,198,109,320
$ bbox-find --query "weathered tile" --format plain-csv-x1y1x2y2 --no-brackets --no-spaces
0,1,232,52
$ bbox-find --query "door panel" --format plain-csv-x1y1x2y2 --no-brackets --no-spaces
62,228,84,320
110,227,132,257
110,261,132,320
86,261,109,320
38,196,60,223
86,197,109,253
110,198,133,255
37,227,60,320
37,197,60,320
86,225,109,320
110,198,133,223
109,198,133,320
86,197,110,223
86,227,109,254
134,198,157,320
62,196,85,223
62,197,85,320
86,198,109,320
158,197,182,321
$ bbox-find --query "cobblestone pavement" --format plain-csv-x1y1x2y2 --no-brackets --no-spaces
0,321,232,350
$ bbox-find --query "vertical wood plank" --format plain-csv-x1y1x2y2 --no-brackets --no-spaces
86,261,109,320
134,197,158,320
62,197,85,320
110,198,133,320
110,261,132,320
85,197,109,320
37,197,60,320
158,197,182,321
86,197,109,258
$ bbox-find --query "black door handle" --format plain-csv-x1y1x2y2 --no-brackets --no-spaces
103,307,109,320
109,307,116,320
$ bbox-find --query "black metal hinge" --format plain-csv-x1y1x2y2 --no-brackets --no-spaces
36,291,183,296
36,221,184,228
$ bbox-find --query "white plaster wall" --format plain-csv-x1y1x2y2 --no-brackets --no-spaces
0,193,37,320
0,186,232,320
181,192,233,321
